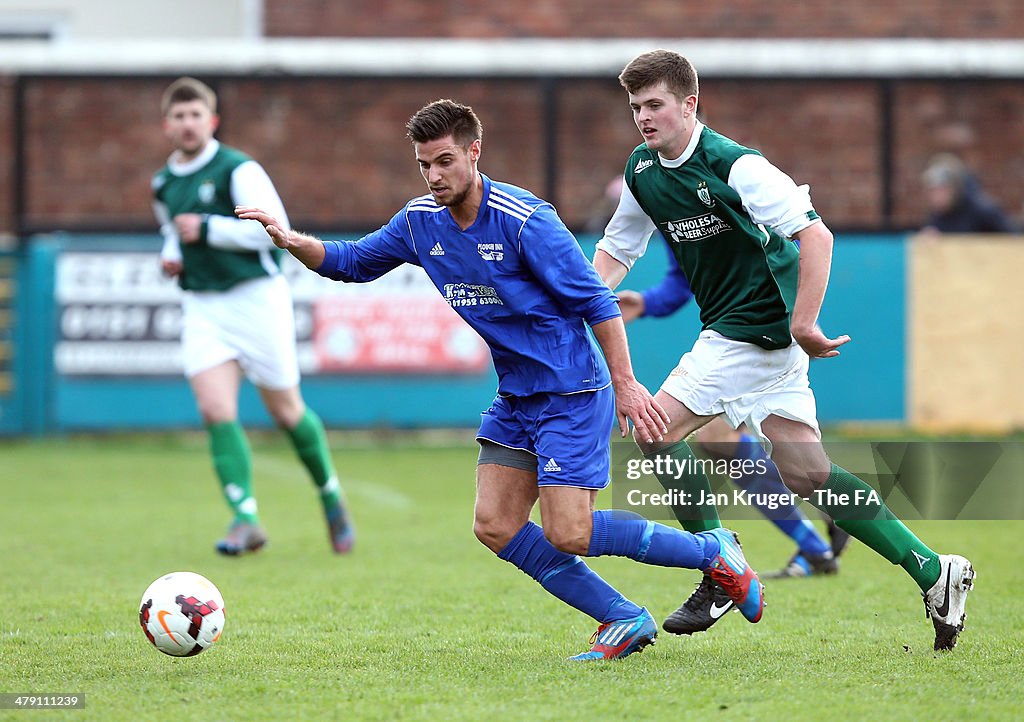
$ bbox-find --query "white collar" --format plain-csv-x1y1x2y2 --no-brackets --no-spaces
167,139,220,176
658,121,705,168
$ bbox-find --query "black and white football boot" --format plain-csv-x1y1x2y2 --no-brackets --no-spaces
922,554,975,651
662,573,735,635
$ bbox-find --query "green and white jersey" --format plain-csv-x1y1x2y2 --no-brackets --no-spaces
152,140,288,292
598,121,820,350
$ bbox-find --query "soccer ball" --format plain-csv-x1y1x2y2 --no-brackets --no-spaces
138,571,225,657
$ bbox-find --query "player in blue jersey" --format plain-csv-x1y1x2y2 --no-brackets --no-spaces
238,98,766,660
617,243,850,586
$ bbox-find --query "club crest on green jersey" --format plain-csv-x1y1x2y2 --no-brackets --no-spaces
696,181,715,208
198,179,217,204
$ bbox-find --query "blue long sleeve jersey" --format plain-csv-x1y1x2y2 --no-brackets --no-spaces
640,242,695,318
315,174,621,396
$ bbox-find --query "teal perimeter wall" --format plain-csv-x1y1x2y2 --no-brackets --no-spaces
2,233,904,434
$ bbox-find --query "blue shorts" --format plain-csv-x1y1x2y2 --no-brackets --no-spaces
475,385,614,489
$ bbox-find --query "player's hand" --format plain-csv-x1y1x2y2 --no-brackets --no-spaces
613,376,671,444
792,325,851,359
173,214,203,243
161,259,182,278
616,290,645,324
235,206,291,248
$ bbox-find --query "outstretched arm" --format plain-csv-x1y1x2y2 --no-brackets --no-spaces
235,205,326,270
237,205,416,282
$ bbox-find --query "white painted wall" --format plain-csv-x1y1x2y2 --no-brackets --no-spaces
0,0,261,40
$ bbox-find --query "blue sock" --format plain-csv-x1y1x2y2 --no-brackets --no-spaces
733,434,831,557
497,521,643,623
587,510,719,569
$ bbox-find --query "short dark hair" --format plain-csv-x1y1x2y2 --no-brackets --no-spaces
161,77,217,116
619,50,699,100
405,99,483,147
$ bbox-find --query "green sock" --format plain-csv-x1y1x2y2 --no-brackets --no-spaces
208,421,258,524
286,408,343,512
646,439,722,533
812,463,940,590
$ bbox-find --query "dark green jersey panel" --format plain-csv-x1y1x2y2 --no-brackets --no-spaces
624,127,801,349
153,144,282,292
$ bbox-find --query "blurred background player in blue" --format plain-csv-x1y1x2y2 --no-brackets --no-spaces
616,242,850,579
239,98,767,660
152,77,354,557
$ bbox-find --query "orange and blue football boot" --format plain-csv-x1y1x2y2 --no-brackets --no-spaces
569,608,657,661
703,528,764,623
215,520,268,556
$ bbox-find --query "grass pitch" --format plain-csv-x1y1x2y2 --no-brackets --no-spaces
1,434,1021,721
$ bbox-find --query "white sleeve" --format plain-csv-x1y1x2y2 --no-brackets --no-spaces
727,154,820,239
594,180,658,270
205,160,290,251
152,199,182,262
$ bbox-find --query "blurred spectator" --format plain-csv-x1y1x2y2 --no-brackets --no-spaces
921,153,1018,234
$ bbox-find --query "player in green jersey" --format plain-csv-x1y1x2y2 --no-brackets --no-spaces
594,50,974,651
152,77,353,557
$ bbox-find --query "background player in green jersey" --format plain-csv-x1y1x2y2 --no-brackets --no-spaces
594,50,974,650
152,77,353,556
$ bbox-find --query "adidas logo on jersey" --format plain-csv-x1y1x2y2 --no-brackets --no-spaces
429,242,445,256
634,158,654,174
543,458,562,473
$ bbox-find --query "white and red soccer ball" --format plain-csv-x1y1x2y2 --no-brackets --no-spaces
139,572,225,657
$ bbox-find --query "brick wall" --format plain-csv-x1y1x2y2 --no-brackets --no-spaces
892,81,1024,228
265,1,1024,39
6,75,1024,234
4,3,1024,237
0,76,13,237
15,76,549,233
216,78,547,230
555,78,886,229
21,78,168,231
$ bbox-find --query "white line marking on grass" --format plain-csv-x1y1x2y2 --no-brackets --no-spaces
252,454,414,509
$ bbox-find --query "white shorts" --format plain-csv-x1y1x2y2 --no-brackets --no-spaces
180,274,299,390
660,329,819,449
